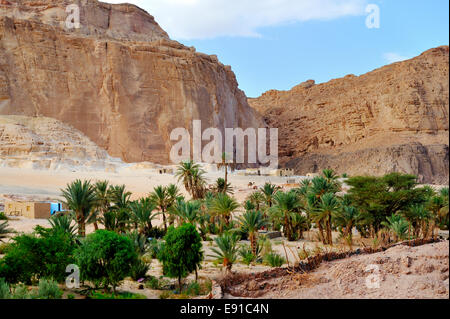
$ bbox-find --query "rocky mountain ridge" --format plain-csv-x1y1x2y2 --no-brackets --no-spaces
249,46,449,184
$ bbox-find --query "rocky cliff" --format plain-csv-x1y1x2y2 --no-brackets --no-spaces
0,115,123,170
249,46,449,184
0,0,264,163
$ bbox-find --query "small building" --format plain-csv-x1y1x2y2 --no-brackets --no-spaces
5,201,59,219
269,168,295,177
245,168,262,176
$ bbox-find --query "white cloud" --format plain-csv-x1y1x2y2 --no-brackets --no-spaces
383,52,410,64
106,0,368,39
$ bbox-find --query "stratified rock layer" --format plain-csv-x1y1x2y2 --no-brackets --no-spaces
0,115,123,170
249,46,449,184
0,0,264,163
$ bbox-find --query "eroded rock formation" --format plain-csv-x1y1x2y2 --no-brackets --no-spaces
0,0,264,163
249,46,449,184
0,115,123,170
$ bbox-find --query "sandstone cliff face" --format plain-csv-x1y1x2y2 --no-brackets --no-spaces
0,0,264,163
249,46,449,184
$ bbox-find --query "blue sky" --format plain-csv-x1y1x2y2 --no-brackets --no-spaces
109,0,449,97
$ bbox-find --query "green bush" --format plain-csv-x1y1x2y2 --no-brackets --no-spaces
130,258,150,281
12,284,31,299
0,212,7,221
185,281,200,296
37,279,63,299
0,228,76,284
264,252,286,267
157,224,203,291
0,280,34,299
90,291,146,299
145,276,170,290
0,278,11,299
239,245,261,265
0,242,11,255
75,230,138,291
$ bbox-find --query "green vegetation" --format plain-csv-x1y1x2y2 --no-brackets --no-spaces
157,224,203,291
0,278,62,299
75,230,138,292
0,227,76,284
210,232,240,272
0,159,448,299
264,252,286,267
0,221,13,242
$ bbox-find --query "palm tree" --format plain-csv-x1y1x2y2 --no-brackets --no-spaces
49,213,78,238
270,191,301,241
382,215,410,242
209,193,240,233
61,180,97,237
243,200,256,212
191,167,207,199
172,200,201,226
108,185,132,233
260,183,278,208
214,178,234,195
150,186,169,231
210,232,240,273
290,212,309,240
176,160,207,199
405,204,432,239
237,211,268,256
0,221,14,242
310,176,337,199
129,198,157,236
335,206,359,247
247,191,265,211
313,192,339,245
216,152,236,186
90,180,111,231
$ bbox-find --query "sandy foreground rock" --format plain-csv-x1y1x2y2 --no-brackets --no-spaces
224,241,449,299
249,46,449,184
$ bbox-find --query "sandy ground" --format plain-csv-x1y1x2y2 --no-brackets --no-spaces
224,241,450,299
0,166,296,209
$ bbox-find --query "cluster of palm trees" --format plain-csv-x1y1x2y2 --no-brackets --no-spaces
59,180,183,238
2,160,448,274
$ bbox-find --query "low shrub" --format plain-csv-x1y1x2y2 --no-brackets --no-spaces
130,258,150,281
238,245,261,265
0,278,11,299
264,252,286,267
90,291,146,299
37,279,63,299
185,281,200,296
145,276,170,290
0,212,7,221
